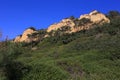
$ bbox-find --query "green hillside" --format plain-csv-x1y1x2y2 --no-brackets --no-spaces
0,11,120,80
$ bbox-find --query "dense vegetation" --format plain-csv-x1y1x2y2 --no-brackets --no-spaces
0,11,120,80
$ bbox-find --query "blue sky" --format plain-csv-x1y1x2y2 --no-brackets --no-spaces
0,0,120,40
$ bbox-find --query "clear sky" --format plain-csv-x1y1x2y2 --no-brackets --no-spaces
0,0,120,40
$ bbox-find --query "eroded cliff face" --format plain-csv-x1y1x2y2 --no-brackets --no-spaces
14,10,110,42
47,19,75,32
79,10,110,23
47,10,110,33
14,28,36,42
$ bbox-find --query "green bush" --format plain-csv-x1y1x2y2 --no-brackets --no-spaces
22,64,69,80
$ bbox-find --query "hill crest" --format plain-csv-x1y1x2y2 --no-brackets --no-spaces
14,10,110,43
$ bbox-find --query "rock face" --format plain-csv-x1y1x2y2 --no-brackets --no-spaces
14,36,21,42
79,10,110,23
47,19,75,32
47,10,110,33
14,28,36,42
14,10,110,42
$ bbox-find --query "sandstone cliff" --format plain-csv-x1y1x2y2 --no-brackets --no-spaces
47,10,110,33
14,28,36,42
14,10,110,42
47,19,75,33
79,10,110,23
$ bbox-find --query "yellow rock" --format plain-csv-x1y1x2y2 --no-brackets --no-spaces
14,28,36,43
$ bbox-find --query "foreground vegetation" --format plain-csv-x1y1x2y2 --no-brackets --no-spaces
0,11,120,80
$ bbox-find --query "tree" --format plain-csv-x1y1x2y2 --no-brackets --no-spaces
60,26,71,32
28,26,36,31
74,18,92,27
107,11,120,19
0,42,29,80
69,16,75,20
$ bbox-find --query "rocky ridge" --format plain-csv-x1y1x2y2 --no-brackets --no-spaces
47,10,110,33
79,10,110,23
14,10,110,43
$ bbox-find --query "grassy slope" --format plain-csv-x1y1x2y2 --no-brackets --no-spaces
17,39,120,80
16,18,120,80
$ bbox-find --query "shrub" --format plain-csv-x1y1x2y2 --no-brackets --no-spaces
23,64,69,80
